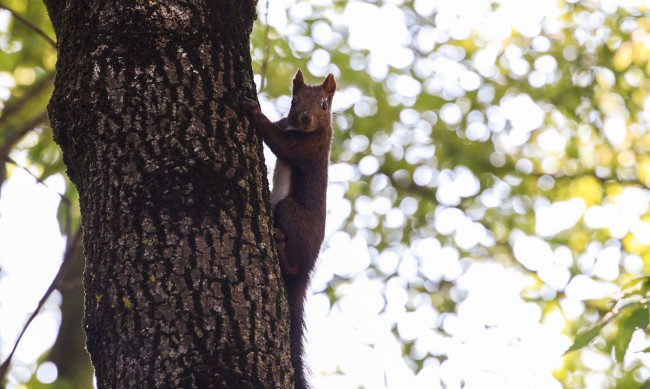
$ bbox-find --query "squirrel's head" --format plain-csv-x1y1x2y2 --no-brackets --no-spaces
287,69,336,132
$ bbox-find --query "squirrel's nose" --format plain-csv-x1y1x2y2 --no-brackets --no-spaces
300,114,311,124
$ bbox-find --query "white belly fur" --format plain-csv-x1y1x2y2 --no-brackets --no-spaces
271,159,291,208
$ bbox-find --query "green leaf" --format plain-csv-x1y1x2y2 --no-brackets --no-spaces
564,321,608,355
621,277,647,291
614,305,650,363
619,277,650,298
564,304,642,357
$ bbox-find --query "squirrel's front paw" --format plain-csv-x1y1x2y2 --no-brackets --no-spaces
242,97,261,114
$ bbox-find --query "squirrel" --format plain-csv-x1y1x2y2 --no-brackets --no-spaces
243,69,336,389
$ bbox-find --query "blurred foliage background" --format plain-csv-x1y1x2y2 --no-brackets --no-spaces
2,0,650,388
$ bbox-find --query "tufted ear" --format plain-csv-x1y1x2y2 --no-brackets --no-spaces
292,69,305,94
322,74,336,97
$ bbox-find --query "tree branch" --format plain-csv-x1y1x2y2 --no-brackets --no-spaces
0,111,50,160
0,3,56,48
0,227,82,382
0,72,54,127
2,155,70,207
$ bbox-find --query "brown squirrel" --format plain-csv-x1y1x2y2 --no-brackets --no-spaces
243,69,336,389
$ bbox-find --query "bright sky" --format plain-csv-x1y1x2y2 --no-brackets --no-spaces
2,0,650,388
0,166,65,386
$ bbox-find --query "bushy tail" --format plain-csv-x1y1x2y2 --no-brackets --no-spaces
284,275,310,389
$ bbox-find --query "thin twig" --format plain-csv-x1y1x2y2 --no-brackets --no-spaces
0,111,50,163
0,228,82,382
0,72,54,127
3,156,71,207
0,3,56,48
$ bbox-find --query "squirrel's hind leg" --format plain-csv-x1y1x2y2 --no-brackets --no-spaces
274,227,300,275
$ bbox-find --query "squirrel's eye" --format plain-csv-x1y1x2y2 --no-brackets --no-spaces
291,98,297,106
321,102,328,110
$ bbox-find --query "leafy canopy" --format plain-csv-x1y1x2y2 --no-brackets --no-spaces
2,1,650,388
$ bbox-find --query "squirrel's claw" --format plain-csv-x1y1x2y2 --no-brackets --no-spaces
242,97,260,114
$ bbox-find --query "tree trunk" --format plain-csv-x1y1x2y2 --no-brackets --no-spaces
44,2,293,387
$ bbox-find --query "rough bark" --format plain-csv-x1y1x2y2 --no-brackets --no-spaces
44,2,293,388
